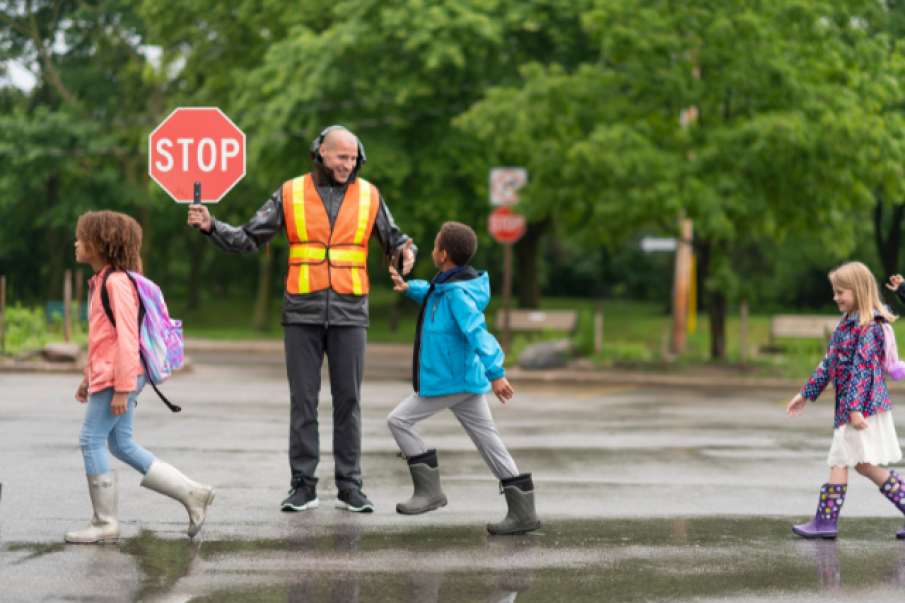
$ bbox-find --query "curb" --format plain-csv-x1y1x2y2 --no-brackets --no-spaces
506,368,905,392
11,338,898,393
0,357,195,376
185,338,284,355
504,368,802,391
0,360,85,374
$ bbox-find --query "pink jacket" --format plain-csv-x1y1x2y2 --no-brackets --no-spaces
83,265,143,393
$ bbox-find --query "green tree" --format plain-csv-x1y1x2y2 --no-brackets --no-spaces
0,0,165,298
226,0,595,308
458,0,905,359
860,0,905,279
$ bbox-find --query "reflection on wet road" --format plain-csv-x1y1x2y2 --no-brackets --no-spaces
10,519,905,601
4,364,905,601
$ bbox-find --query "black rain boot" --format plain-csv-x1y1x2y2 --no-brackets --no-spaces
487,473,541,535
396,450,448,515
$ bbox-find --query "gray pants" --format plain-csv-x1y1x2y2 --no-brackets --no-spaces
285,324,365,491
386,392,519,480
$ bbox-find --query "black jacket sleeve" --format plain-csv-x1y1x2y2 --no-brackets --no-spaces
204,189,285,254
896,283,905,306
372,194,418,269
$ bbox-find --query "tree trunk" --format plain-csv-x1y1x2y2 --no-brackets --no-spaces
695,239,727,360
45,174,65,299
708,287,727,360
252,251,275,331
188,236,205,311
514,218,549,309
874,197,905,278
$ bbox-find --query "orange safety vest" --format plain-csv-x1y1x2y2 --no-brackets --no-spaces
282,173,380,296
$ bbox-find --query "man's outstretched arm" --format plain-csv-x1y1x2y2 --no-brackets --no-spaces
372,195,417,273
188,189,285,254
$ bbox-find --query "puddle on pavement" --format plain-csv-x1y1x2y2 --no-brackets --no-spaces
7,517,905,601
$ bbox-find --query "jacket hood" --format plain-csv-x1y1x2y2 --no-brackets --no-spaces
310,125,366,185
844,308,892,325
435,268,490,311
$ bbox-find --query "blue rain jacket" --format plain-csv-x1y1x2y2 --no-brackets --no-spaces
406,268,506,396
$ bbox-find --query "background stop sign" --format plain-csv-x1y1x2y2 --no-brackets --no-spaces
149,107,246,203
488,206,527,245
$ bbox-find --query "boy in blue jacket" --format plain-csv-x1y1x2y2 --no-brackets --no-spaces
387,222,540,535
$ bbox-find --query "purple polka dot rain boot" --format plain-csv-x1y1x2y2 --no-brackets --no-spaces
879,470,905,538
792,484,847,539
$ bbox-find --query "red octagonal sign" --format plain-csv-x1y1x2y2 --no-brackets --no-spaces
488,206,526,245
149,107,246,203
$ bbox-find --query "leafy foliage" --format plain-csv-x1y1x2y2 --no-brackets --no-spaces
2,0,905,359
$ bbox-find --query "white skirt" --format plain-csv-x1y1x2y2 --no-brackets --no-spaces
827,410,903,467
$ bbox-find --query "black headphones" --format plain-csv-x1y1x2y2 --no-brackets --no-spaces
309,125,367,166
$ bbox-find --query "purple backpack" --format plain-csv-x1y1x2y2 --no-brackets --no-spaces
880,322,905,382
101,270,184,412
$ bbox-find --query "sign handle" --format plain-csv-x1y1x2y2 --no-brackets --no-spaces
193,181,201,229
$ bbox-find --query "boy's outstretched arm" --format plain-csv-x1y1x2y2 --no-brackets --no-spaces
449,290,507,384
887,275,905,304
398,273,430,305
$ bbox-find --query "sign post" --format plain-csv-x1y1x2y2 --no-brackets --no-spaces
193,182,202,228
640,227,695,354
671,219,694,354
488,168,528,355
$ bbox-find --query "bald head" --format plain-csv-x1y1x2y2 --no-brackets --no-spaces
319,129,359,183
323,129,358,150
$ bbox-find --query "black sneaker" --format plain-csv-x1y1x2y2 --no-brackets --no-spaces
335,489,374,513
281,482,318,512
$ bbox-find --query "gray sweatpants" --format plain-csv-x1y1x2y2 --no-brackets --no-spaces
386,392,519,480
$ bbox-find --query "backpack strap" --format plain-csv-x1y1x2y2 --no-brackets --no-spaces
99,269,181,413
100,269,116,328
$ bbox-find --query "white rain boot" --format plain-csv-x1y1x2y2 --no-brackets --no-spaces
65,472,120,544
140,460,215,538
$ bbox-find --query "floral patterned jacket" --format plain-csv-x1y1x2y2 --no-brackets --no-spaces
801,311,893,429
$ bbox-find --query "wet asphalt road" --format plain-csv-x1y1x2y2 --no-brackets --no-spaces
4,358,905,601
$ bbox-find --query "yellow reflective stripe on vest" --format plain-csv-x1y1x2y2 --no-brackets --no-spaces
328,249,367,264
290,246,326,262
350,268,363,296
354,178,371,245
292,177,308,243
297,264,310,293
292,177,310,293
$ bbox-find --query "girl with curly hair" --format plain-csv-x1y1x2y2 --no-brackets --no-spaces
67,210,214,544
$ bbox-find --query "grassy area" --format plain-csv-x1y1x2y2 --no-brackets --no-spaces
6,288,876,381
165,291,844,380
0,304,88,357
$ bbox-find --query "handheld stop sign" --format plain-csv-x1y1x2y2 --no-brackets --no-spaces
149,107,246,227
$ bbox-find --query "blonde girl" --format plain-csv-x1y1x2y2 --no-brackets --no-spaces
787,261,904,538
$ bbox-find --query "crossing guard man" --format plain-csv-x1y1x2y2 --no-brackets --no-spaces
187,126,417,513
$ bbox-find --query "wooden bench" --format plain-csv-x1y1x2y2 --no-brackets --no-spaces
770,315,840,347
494,309,579,333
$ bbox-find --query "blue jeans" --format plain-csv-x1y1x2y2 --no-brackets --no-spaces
80,375,155,476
